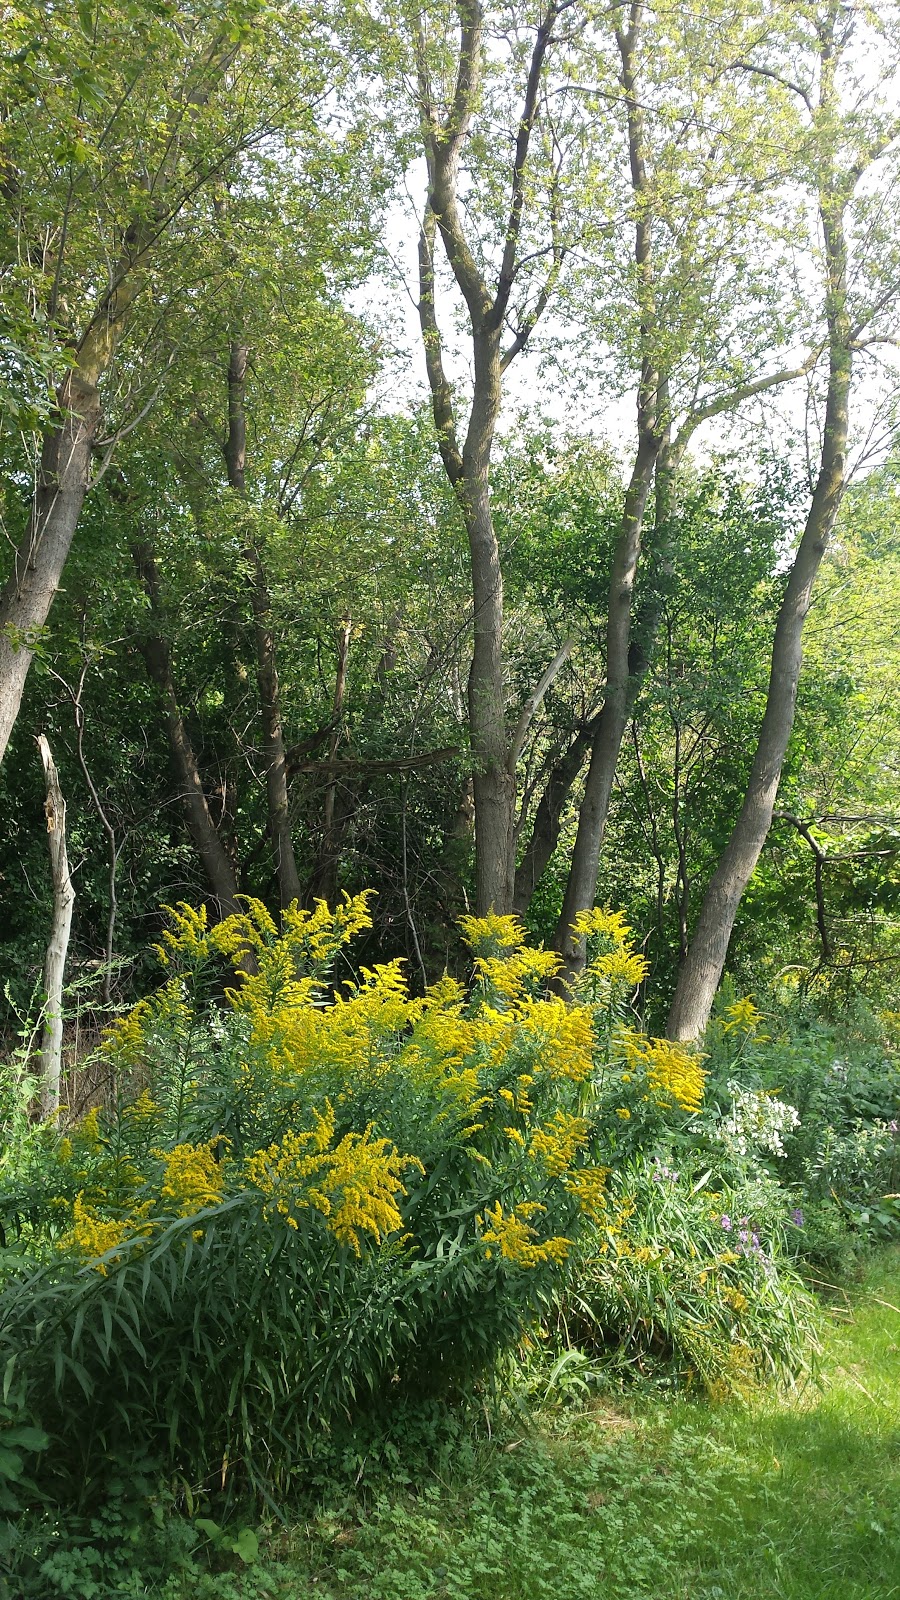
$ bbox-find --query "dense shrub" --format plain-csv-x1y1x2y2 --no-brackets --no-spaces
0,897,635,1504
700,987,900,1273
558,1155,819,1396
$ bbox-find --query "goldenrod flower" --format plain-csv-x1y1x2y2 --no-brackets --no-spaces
723,996,763,1033
478,1201,570,1267
529,1111,589,1176
156,1141,226,1217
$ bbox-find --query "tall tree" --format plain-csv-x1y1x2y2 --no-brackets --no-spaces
549,0,822,974
413,0,579,912
0,0,342,766
668,0,900,1039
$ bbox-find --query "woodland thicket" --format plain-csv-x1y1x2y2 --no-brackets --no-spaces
0,0,898,1587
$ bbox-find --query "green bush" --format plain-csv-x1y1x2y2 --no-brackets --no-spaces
700,987,900,1272
556,1154,819,1396
0,897,629,1506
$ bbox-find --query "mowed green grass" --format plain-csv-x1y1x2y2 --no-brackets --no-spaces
276,1250,900,1600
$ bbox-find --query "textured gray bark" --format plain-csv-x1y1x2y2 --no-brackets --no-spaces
553,7,663,973
0,372,100,764
417,0,562,913
668,159,852,1040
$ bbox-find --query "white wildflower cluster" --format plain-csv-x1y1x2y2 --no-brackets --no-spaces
719,1081,800,1159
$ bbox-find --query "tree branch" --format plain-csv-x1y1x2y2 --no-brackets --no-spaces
507,639,573,774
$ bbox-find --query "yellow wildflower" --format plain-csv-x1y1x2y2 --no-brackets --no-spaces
479,1201,570,1267
154,902,211,966
155,1141,226,1217
569,907,632,944
245,1106,420,1256
61,1195,130,1273
590,948,649,986
618,1029,706,1114
616,1107,631,1120
74,1106,102,1147
722,1286,748,1312
125,1090,161,1131
459,912,526,957
564,1164,610,1219
474,947,560,1002
529,1111,589,1176
722,996,762,1033
644,1039,705,1113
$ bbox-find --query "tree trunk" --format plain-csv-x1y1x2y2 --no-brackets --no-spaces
132,544,243,917
308,617,352,904
554,428,660,971
513,718,598,914
553,12,664,974
463,353,514,912
667,188,851,1040
37,735,75,1119
415,0,563,914
224,339,302,908
0,370,101,764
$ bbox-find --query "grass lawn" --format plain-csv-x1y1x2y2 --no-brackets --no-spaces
265,1249,900,1600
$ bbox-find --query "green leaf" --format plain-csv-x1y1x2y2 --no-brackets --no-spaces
229,1526,260,1564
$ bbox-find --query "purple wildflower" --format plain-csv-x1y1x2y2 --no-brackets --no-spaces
721,1214,732,1231
739,1229,749,1244
791,1208,804,1227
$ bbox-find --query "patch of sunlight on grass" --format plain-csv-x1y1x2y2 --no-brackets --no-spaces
276,1249,900,1600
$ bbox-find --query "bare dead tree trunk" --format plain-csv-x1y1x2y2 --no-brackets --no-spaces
667,40,853,1039
37,735,75,1119
224,339,302,907
132,543,243,917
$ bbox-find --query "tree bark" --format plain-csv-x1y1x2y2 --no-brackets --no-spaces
552,8,665,974
513,717,598,914
37,735,75,1119
416,0,563,913
0,368,101,764
224,339,302,908
667,70,852,1040
307,617,352,904
0,33,244,767
132,543,243,917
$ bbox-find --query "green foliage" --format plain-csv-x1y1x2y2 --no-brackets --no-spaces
700,987,900,1273
0,897,628,1505
557,1154,819,1397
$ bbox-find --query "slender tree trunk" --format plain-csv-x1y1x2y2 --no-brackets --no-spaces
463,335,514,912
667,181,852,1039
553,11,665,973
224,339,302,907
554,426,661,970
415,0,563,914
69,665,120,1004
308,616,352,904
513,718,598,914
38,735,75,1119
132,544,242,916
0,370,101,764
